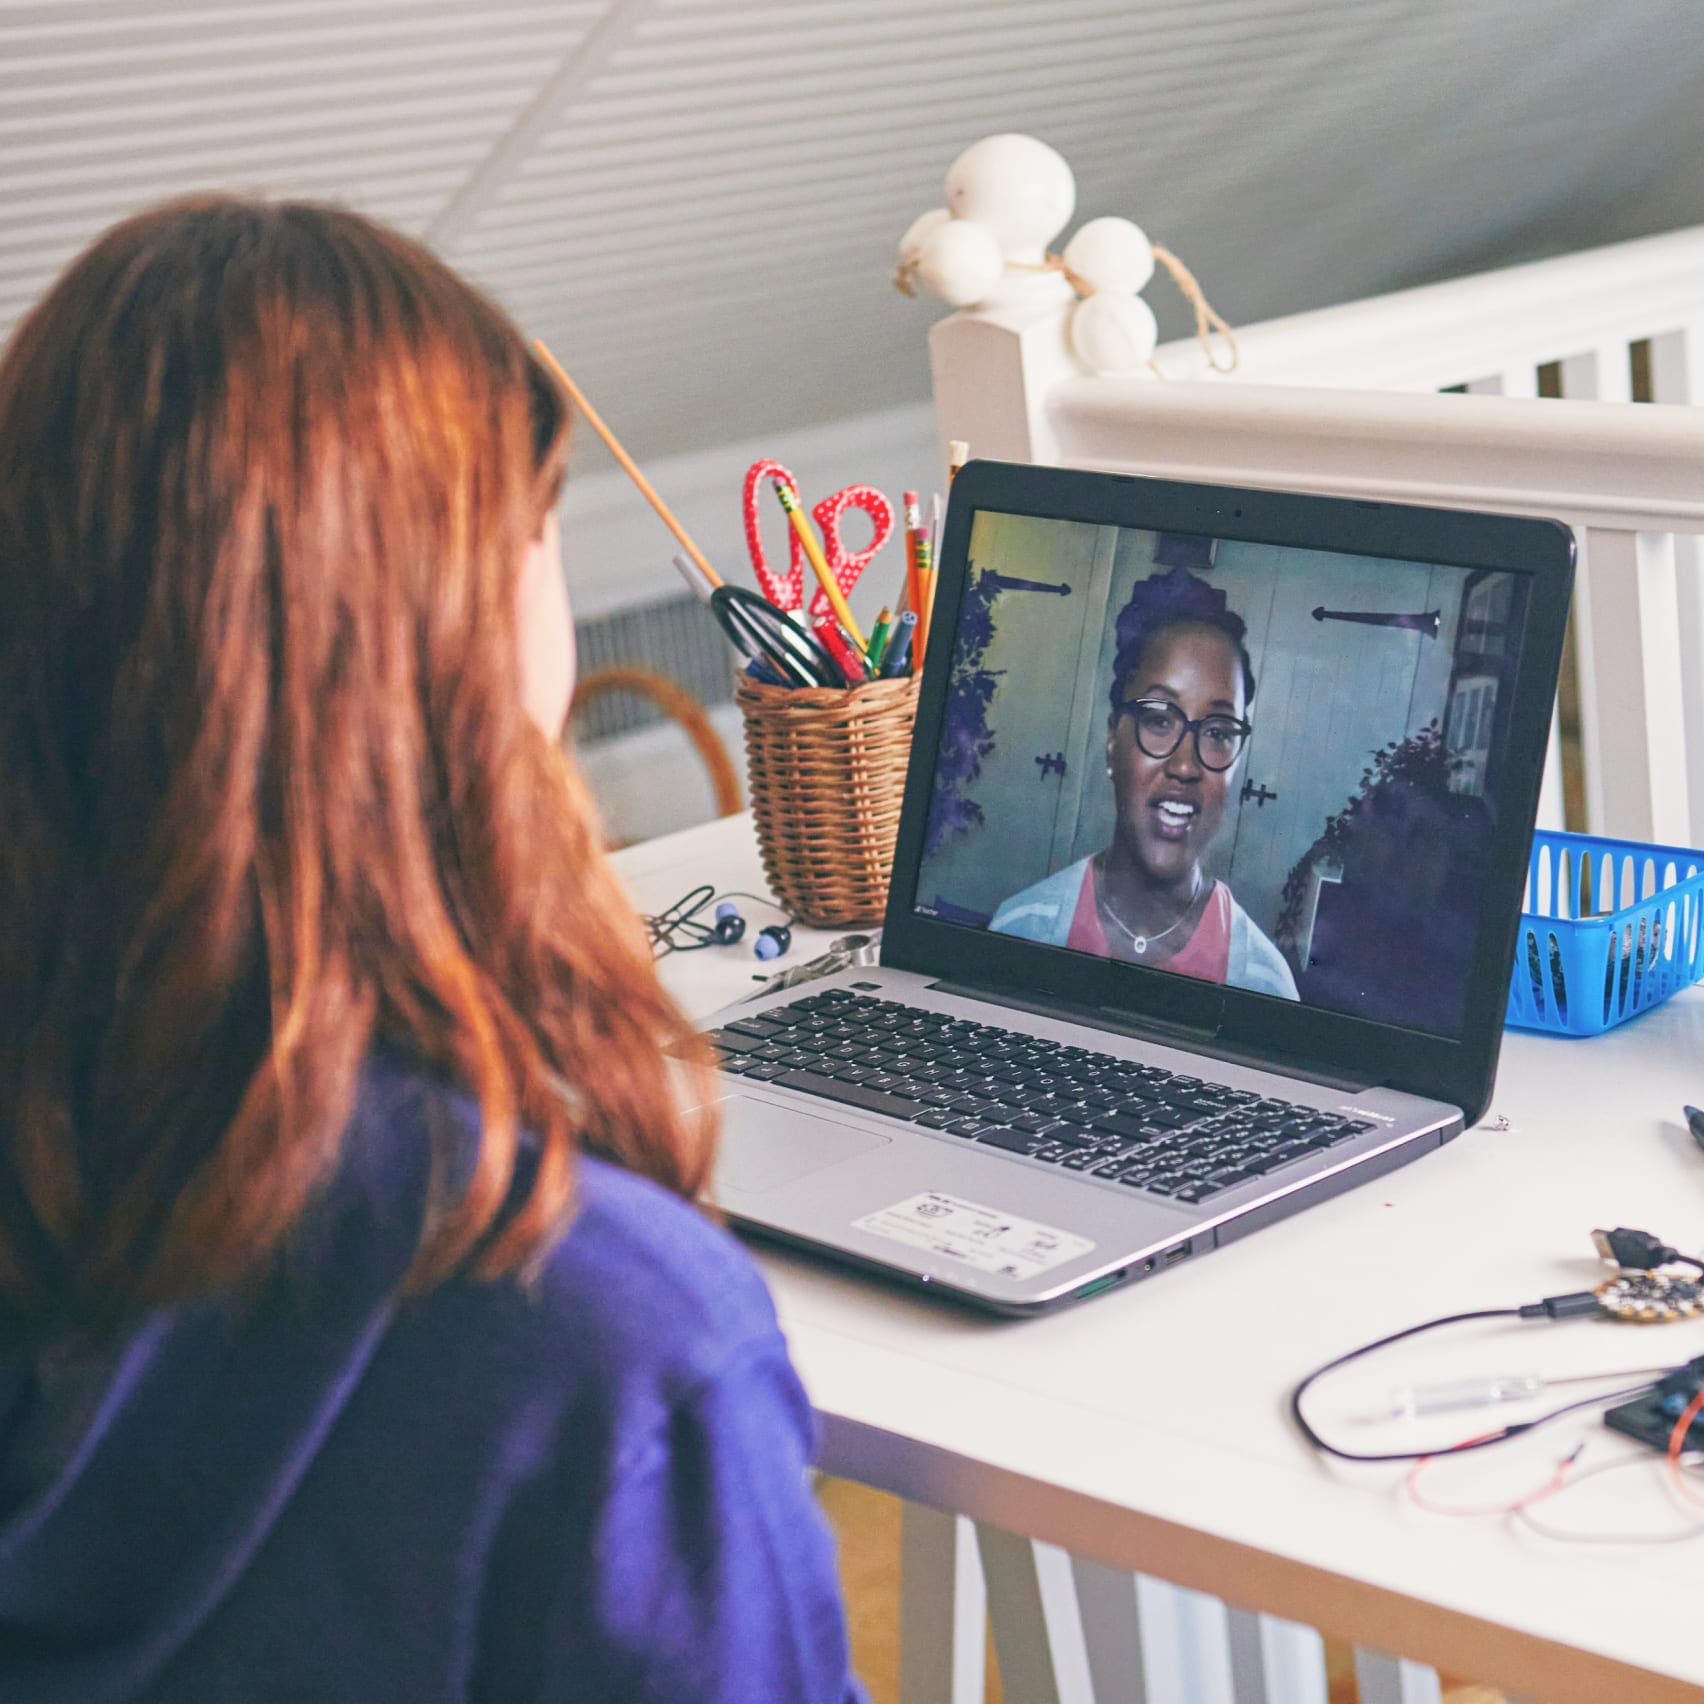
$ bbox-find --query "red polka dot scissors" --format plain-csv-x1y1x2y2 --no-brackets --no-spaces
741,458,894,622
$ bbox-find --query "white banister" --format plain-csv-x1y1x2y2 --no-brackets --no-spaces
1139,225,1704,394
1040,380,1704,527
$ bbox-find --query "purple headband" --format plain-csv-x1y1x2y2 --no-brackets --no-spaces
1108,566,1252,715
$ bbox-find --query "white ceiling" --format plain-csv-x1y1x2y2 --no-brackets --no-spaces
6,0,1704,467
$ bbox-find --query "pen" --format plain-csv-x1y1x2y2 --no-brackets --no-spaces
1685,1105,1704,1152
773,478,867,651
880,609,917,677
814,618,868,684
672,551,716,603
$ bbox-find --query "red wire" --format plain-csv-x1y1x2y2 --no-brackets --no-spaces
1404,1431,1585,1517
1666,1388,1704,1511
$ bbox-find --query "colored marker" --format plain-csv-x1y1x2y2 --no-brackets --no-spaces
773,478,866,651
880,610,917,677
865,606,894,670
813,618,868,685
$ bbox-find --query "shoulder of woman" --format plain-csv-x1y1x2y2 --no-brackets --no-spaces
353,1056,784,1398
1222,891,1300,1000
555,1157,781,1364
989,856,1094,935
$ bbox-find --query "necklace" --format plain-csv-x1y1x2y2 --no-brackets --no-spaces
1098,872,1204,956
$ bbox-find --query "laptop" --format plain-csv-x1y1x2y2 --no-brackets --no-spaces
702,462,1574,1313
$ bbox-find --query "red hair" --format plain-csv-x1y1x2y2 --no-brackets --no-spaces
0,197,715,1335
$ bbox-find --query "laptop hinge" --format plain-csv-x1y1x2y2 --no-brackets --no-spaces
927,979,1373,1095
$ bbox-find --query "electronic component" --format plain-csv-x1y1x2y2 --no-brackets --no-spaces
1605,1392,1704,1455
1593,1226,1679,1269
1593,1272,1704,1322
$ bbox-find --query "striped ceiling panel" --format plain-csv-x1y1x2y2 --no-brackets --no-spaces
5,0,1704,464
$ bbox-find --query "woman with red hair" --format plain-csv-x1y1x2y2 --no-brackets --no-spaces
0,198,861,1702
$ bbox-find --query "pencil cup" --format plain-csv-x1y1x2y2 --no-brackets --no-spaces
736,673,921,928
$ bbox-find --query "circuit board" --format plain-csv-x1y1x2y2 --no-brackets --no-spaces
1604,1392,1704,1453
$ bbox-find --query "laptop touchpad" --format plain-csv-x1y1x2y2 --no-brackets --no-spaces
714,1094,890,1195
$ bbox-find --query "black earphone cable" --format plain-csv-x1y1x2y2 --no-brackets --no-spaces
1289,1295,1662,1464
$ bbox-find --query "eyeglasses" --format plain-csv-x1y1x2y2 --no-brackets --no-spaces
1118,698,1252,771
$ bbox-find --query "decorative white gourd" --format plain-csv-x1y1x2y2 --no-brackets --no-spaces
1069,292,1158,374
1062,216,1155,297
915,218,1005,308
943,133,1075,265
894,134,1236,378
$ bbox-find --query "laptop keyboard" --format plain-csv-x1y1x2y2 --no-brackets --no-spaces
709,988,1375,1205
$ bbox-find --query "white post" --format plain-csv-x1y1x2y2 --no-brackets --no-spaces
975,1527,1095,1704
899,1505,986,1704
929,271,1080,468
1647,326,1704,845
1353,1648,1444,1704
1225,1608,1330,1704
1570,525,1690,841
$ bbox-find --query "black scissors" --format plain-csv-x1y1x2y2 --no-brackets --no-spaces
711,584,847,688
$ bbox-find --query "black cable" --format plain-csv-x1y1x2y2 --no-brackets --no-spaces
1289,1298,1663,1464
643,884,794,959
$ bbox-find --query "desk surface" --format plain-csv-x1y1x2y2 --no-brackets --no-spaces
613,814,1704,1704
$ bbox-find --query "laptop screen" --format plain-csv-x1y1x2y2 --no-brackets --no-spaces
912,509,1534,1041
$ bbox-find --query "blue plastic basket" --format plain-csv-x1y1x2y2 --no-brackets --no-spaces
1506,830,1704,1036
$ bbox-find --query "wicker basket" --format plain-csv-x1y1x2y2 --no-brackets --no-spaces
736,671,921,928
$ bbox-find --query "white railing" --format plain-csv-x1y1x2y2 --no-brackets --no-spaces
929,226,1704,847
917,223,1704,1704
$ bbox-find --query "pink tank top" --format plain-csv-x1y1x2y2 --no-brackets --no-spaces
1065,867,1232,984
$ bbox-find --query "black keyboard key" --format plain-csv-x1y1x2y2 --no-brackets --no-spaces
773,1071,925,1121
945,1119,997,1138
914,1110,960,1129
744,1062,788,1081
1091,1112,1169,1142
711,1029,768,1055
831,1064,875,1083
976,1128,1049,1156
1203,1167,1251,1189
1145,1175,1190,1196
725,1017,787,1040
1045,1124,1102,1148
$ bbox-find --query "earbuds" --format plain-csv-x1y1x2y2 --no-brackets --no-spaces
753,923,792,961
644,885,794,963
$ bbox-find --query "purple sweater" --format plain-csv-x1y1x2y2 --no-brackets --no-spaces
0,1059,863,1702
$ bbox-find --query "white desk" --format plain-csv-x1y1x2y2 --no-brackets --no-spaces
613,814,1704,1704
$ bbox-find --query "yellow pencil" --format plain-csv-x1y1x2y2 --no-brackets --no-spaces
772,479,866,652
913,529,935,672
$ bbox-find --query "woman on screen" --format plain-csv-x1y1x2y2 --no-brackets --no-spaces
989,567,1298,1000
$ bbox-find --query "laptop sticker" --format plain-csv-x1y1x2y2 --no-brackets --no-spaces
853,1192,1094,1280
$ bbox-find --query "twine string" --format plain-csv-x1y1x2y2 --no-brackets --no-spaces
1151,244,1240,373
948,247,1239,376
